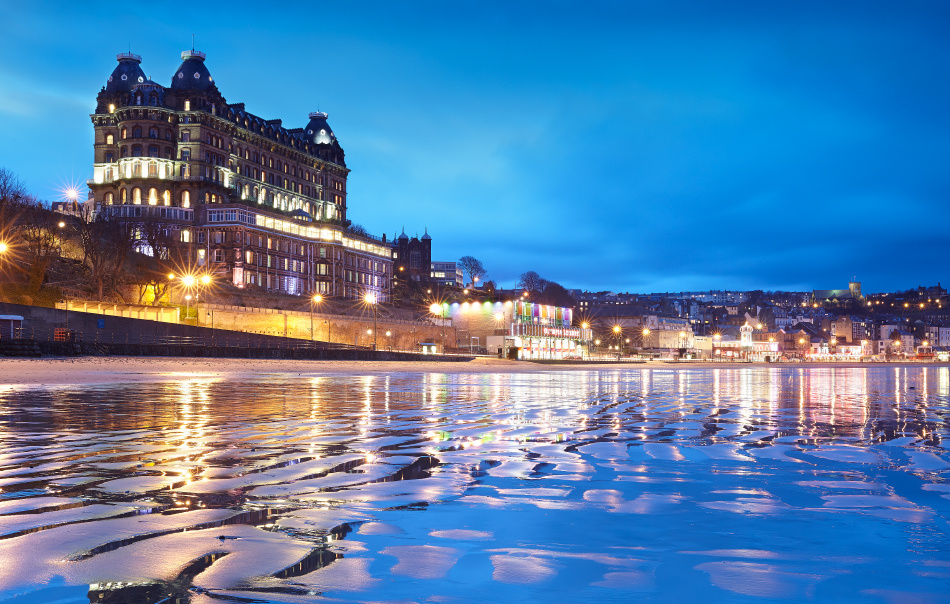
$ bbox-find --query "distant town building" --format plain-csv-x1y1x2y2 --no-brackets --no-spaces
391,228,431,284
813,279,864,305
430,261,463,287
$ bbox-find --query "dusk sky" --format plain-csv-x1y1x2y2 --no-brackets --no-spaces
1,1,948,294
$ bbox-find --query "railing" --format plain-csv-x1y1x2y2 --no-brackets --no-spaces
9,326,360,351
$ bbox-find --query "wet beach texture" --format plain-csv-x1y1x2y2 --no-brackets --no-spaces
0,362,947,603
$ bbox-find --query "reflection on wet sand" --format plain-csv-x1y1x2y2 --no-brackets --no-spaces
0,366,946,602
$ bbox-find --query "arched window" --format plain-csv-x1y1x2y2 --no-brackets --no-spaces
148,188,158,205
120,188,127,204
132,187,142,204
132,145,142,157
105,192,114,205
165,129,172,141
149,127,158,138
105,133,114,145
121,128,127,139
148,161,158,177
184,99,191,111
149,94,158,106
120,146,128,158
148,146,159,158
132,126,142,138
162,190,170,206
182,191,190,208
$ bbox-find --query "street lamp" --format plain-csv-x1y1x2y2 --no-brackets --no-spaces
612,325,621,360
581,322,590,360
386,330,392,351
429,303,446,353
310,294,323,341
364,292,378,350
642,328,650,352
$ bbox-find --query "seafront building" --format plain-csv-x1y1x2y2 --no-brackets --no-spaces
88,50,393,301
434,300,591,360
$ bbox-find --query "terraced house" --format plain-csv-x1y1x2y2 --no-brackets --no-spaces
88,49,393,301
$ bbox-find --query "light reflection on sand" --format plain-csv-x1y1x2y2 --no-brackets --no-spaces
0,366,945,602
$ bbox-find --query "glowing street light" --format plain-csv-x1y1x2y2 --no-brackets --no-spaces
310,294,323,341
429,302,446,352
364,292,378,350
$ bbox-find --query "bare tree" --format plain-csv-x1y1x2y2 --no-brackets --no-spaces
18,201,62,291
517,271,548,296
137,213,176,261
0,167,30,244
79,213,136,299
458,256,486,288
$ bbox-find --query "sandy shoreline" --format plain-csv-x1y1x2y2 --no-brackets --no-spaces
0,356,947,387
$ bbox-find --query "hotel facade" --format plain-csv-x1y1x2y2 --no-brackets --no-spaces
89,50,392,301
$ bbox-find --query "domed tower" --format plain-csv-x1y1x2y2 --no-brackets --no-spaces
166,50,224,112
303,111,346,166
95,53,147,112
303,110,348,223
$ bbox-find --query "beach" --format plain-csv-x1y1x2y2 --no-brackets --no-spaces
0,356,947,387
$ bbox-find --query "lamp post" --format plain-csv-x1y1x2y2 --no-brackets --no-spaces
430,303,446,353
0,242,7,301
310,294,322,341
612,325,621,361
364,292,378,350
581,321,590,360
642,328,651,355
386,330,392,351
713,333,721,361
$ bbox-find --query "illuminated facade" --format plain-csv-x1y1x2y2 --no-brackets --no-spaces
436,300,590,360
89,51,392,300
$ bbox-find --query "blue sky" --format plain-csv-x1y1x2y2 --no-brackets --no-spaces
1,1,948,294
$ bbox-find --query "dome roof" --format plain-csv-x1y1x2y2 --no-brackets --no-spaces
303,111,337,145
170,50,215,91
421,228,431,241
105,53,147,93
398,227,409,241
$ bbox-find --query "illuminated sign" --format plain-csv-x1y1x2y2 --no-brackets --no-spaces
542,326,580,338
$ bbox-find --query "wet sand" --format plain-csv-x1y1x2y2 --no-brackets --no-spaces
0,356,947,387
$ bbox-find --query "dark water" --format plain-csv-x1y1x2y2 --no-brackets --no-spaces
0,366,948,603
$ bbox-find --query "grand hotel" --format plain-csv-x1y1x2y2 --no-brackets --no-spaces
89,50,393,301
